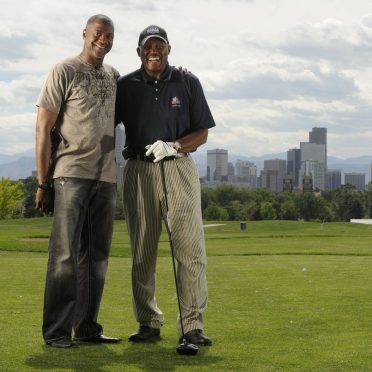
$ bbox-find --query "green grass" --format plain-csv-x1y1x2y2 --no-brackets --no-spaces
1,219,372,371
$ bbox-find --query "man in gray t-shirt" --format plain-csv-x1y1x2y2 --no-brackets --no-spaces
35,14,121,348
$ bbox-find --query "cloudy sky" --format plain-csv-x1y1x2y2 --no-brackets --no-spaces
2,0,372,158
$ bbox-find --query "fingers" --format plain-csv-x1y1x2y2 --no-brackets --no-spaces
153,154,166,163
145,142,158,156
35,188,43,209
145,140,173,162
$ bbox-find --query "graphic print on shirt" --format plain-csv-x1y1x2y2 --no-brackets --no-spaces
74,70,116,127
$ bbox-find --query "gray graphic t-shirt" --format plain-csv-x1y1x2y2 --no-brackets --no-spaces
37,56,119,183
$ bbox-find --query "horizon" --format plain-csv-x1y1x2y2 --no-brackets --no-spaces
3,146,372,162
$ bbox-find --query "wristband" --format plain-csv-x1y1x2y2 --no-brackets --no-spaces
38,182,50,190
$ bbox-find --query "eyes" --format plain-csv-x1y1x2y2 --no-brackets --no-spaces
142,41,167,52
93,30,114,41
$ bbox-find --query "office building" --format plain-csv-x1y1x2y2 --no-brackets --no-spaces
227,162,235,182
264,158,286,192
300,142,326,190
235,160,257,187
287,148,301,187
207,149,228,182
299,159,324,191
326,169,341,190
260,169,279,193
309,127,327,172
344,172,366,191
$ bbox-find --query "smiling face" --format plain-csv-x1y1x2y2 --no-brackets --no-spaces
81,19,114,67
137,37,171,79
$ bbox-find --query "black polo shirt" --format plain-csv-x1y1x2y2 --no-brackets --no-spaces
116,64,215,153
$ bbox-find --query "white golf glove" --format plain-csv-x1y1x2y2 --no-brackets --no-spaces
145,140,177,163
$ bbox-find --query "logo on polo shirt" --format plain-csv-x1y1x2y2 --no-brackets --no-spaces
170,96,182,107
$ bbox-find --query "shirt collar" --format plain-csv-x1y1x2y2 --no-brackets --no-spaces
140,63,172,82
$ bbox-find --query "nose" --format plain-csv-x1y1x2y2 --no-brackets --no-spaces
148,43,162,52
98,34,107,43
98,33,112,45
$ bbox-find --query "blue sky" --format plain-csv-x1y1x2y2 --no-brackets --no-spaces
1,0,372,158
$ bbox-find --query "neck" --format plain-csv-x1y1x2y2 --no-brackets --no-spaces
143,66,167,80
79,52,103,68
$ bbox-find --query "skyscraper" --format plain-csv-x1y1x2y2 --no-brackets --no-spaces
326,169,342,190
300,142,326,190
235,160,257,187
207,149,228,182
287,148,301,187
309,127,327,172
264,158,286,192
260,169,279,193
344,172,366,191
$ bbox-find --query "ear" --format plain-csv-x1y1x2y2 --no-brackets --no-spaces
83,29,86,39
168,45,171,54
136,47,141,57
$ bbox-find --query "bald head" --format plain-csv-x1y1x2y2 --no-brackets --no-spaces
86,14,114,31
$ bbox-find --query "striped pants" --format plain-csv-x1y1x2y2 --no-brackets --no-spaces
123,156,208,334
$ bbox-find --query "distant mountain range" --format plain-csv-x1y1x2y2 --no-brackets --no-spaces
1,149,372,182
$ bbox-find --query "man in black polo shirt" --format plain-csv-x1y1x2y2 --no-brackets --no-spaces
116,25,215,346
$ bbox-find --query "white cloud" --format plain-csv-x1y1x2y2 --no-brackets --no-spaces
2,0,372,159
0,113,36,154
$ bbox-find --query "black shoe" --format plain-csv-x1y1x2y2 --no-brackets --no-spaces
46,337,79,348
129,326,160,342
74,334,122,344
180,329,212,346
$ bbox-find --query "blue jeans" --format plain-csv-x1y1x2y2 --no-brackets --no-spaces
42,177,116,342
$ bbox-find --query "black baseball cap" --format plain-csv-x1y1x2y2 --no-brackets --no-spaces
138,25,169,46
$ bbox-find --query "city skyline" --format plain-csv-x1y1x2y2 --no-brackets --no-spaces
2,1,372,158
204,126,371,190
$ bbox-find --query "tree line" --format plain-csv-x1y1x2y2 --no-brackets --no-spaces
1,176,372,222
200,183,371,221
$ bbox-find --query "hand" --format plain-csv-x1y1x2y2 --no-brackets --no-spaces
177,66,189,73
145,140,177,163
35,188,44,210
35,186,54,214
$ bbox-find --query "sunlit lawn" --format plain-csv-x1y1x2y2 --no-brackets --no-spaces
1,219,372,371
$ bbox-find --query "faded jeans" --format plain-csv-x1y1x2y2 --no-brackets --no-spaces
42,177,116,342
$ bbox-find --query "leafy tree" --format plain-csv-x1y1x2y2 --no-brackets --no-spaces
278,199,299,220
252,188,274,204
295,192,323,221
0,177,24,219
365,182,372,218
260,201,277,220
197,183,372,222
334,184,365,221
203,202,229,221
21,177,43,218
225,200,242,221
213,184,238,205
201,187,215,211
